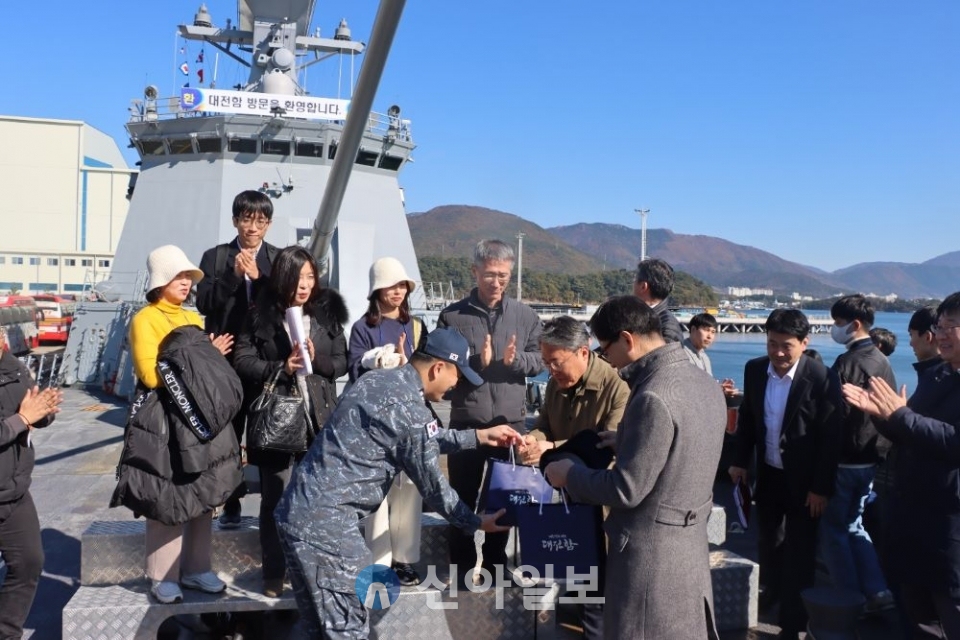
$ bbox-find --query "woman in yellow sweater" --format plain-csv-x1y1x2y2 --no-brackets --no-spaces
129,245,233,604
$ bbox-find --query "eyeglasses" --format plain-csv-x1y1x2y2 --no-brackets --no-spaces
480,272,511,283
237,215,270,228
597,336,619,357
933,323,960,335
541,351,576,372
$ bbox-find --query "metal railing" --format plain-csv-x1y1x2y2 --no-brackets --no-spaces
18,351,63,388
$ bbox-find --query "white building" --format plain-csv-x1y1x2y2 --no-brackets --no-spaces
0,115,135,295
727,286,774,297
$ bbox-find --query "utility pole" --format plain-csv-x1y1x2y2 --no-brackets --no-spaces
635,208,650,261
516,232,525,302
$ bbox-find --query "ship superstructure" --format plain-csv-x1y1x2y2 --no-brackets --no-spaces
64,0,417,394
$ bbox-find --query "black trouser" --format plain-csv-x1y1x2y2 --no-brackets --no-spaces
447,438,515,575
259,462,294,581
755,464,818,636
223,409,248,517
899,584,960,639
0,493,43,640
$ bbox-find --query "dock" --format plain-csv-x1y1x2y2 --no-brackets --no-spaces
15,384,899,639
535,312,835,334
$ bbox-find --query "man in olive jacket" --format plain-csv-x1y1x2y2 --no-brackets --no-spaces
437,239,543,577
546,296,726,639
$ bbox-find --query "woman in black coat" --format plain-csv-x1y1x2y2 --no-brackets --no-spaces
0,328,62,638
232,246,348,597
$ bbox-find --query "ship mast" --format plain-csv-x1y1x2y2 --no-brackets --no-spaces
635,208,650,261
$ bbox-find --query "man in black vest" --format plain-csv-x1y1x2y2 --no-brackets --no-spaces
197,190,279,528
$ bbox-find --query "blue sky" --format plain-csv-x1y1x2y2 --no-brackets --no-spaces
4,1,958,271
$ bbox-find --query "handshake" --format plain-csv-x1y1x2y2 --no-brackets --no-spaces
360,344,407,371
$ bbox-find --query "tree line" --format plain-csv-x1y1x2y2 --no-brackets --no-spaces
418,256,719,306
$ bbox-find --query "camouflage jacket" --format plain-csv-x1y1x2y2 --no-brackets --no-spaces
275,364,481,553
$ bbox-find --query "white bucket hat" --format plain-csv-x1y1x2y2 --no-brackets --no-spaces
368,257,416,298
146,245,204,291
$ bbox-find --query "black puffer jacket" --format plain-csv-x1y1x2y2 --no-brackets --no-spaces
232,287,348,468
110,327,243,525
0,352,54,516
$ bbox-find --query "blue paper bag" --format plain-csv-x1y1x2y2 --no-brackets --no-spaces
479,451,554,527
517,500,605,579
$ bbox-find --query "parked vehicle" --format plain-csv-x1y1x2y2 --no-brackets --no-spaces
0,295,40,355
33,295,76,343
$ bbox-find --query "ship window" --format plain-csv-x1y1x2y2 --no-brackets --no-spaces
327,143,338,160
228,138,258,154
168,138,194,155
356,150,378,167
262,140,291,156
196,137,222,153
378,155,403,171
138,140,166,156
295,141,324,157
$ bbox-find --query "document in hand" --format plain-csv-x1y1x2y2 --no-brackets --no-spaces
733,479,751,528
285,306,313,375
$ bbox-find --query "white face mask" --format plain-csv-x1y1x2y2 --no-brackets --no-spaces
831,323,855,346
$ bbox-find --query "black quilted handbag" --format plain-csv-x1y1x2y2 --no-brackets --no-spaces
248,368,310,453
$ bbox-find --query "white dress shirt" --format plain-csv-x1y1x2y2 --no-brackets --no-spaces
762,359,800,469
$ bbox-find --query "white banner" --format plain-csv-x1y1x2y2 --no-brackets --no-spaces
179,88,349,120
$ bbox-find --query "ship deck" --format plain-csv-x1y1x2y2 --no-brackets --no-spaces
21,386,902,639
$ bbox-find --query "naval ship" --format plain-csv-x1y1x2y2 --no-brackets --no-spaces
62,0,419,398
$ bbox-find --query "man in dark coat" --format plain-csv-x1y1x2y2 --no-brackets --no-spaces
730,309,843,640
843,291,960,638
545,296,726,640
821,294,896,611
0,328,62,638
632,258,683,344
196,190,279,527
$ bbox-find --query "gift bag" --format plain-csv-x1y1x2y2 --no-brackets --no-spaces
517,493,605,579
479,448,554,527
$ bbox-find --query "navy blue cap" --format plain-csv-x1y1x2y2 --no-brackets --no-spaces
421,328,484,386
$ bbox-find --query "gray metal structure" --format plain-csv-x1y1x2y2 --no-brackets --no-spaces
63,0,418,391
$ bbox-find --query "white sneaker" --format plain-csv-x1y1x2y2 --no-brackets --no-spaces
180,571,226,594
150,580,184,604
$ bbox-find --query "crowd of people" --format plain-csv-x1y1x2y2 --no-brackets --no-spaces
1,189,958,640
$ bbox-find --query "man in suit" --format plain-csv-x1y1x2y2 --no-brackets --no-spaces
546,296,726,639
633,258,683,343
196,189,280,528
730,308,843,640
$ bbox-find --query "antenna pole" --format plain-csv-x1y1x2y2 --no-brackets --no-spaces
635,208,650,261
516,232,525,302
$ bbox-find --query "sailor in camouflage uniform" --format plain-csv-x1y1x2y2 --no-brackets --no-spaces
275,328,520,639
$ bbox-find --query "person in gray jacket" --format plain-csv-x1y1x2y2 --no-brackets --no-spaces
546,296,726,639
274,328,520,639
437,239,543,577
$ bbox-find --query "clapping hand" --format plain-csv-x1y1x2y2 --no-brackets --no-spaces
480,334,493,369
234,250,259,280
209,333,234,356
18,386,63,425
503,335,517,366
396,332,408,366
842,377,908,420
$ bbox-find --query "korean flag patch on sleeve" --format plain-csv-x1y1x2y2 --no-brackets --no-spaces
425,419,440,439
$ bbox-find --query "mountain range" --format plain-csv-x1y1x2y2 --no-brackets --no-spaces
408,205,959,299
